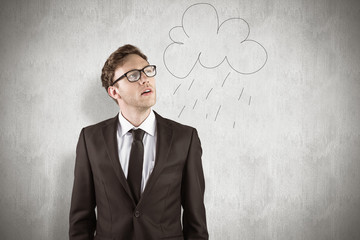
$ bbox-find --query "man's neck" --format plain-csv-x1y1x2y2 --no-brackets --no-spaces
120,108,151,127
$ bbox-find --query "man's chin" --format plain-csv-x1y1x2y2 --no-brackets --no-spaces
138,101,156,111
145,98,156,108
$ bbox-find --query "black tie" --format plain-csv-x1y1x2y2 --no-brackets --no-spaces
127,129,145,204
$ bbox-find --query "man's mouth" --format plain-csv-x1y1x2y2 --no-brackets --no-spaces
141,89,152,95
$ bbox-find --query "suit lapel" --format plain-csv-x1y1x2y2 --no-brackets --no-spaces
101,114,135,203
138,112,173,206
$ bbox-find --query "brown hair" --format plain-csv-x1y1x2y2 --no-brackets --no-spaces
101,44,148,91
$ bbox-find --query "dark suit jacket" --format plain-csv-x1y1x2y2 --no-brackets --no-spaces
69,112,208,240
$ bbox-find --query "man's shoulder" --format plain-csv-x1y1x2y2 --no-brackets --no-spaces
79,111,198,136
81,115,118,135
154,111,196,133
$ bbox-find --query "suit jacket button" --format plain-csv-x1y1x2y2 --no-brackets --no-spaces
134,211,140,218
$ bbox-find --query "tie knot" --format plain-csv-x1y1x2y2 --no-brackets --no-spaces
131,129,145,141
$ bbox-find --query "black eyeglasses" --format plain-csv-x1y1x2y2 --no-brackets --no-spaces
111,65,156,86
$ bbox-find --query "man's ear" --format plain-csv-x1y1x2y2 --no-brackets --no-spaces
107,86,121,100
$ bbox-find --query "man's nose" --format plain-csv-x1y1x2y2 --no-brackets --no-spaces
138,72,149,84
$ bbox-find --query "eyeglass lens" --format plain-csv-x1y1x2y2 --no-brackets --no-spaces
127,66,156,82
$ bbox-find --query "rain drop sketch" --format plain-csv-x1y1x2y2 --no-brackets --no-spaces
164,3,268,126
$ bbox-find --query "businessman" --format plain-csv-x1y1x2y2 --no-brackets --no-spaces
69,44,208,240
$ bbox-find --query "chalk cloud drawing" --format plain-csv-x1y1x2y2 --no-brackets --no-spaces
163,3,268,127
163,3,268,78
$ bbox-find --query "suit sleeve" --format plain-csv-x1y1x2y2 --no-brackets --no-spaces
181,128,209,240
69,128,96,240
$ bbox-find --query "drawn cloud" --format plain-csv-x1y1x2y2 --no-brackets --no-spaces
163,3,268,79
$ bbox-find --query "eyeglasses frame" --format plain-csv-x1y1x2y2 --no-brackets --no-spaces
111,65,157,86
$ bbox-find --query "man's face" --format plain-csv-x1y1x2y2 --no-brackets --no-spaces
112,54,156,112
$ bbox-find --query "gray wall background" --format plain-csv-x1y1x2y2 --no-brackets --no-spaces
1,0,360,239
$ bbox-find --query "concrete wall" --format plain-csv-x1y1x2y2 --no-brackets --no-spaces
1,0,359,239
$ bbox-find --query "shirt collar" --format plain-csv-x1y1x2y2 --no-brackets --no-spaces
118,110,156,137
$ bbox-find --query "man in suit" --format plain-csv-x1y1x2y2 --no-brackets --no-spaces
69,44,208,240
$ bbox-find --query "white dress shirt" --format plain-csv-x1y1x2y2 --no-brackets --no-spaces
117,110,157,193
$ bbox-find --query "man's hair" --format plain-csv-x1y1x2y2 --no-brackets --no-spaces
101,44,148,91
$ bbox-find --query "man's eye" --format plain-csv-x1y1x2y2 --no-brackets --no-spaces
127,71,139,79
144,66,155,75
